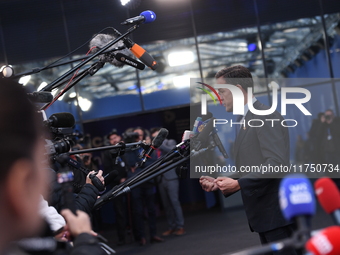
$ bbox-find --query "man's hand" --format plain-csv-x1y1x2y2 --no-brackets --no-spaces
61,209,92,238
214,177,240,196
199,176,219,192
86,170,104,185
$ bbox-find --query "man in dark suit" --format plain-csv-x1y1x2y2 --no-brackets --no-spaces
199,65,296,254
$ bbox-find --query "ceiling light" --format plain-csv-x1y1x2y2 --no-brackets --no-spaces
120,0,131,6
283,28,298,33
173,75,190,88
69,92,77,98
0,65,14,78
37,82,48,91
57,93,65,101
78,97,92,111
51,89,58,97
247,43,257,52
18,75,31,86
168,50,195,67
268,81,280,90
272,38,286,43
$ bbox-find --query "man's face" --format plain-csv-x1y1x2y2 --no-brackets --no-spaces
324,110,334,124
216,77,234,112
109,134,121,145
134,129,144,141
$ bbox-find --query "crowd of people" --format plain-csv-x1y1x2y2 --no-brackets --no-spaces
99,126,186,246
0,79,186,255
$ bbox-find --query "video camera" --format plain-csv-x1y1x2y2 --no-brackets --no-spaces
41,111,80,156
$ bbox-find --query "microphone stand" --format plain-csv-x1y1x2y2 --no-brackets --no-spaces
11,48,124,79
39,25,141,110
94,140,191,209
67,141,145,155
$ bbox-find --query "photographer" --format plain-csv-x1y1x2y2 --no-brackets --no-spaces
48,169,104,216
0,79,105,255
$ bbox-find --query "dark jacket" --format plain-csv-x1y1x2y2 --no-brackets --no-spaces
233,100,290,233
48,171,99,216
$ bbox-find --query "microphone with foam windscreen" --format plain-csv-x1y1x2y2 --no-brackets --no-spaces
137,128,168,167
314,177,340,225
46,112,75,128
121,10,156,25
279,174,315,235
305,226,340,255
89,34,135,68
27,91,53,103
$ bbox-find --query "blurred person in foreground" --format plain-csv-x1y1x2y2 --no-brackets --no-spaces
0,79,105,255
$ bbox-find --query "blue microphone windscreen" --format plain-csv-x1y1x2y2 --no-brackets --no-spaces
140,10,156,24
279,174,315,221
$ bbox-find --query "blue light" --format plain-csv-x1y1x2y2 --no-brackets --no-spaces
128,85,137,90
247,43,257,52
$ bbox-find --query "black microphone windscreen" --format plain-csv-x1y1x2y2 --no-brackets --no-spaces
27,91,53,103
89,34,135,68
48,112,75,128
152,128,169,148
104,170,119,186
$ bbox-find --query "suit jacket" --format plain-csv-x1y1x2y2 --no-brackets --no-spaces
233,100,290,233
158,138,178,181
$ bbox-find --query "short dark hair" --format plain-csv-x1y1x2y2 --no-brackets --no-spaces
150,127,161,135
215,65,253,91
0,79,42,184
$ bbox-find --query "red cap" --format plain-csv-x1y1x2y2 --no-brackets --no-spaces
314,178,340,214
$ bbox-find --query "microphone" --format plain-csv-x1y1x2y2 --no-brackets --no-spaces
123,37,158,70
121,10,156,25
314,177,340,225
305,226,340,255
211,129,229,159
279,174,315,236
89,34,134,68
191,117,214,151
114,53,145,70
27,91,53,103
137,128,168,167
46,112,75,128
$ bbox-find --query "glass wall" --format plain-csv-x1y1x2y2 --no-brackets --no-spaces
7,1,340,123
